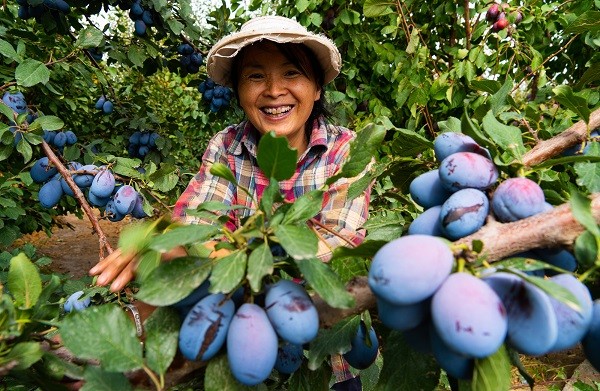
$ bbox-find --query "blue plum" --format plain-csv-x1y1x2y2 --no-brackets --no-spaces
369,235,454,305
102,100,114,114
95,95,106,110
377,297,427,331
87,190,110,207
179,293,235,361
582,300,600,372
64,130,77,145
2,91,27,114
407,206,444,236
90,170,116,198
548,273,593,352
227,303,278,386
53,131,67,148
113,185,138,215
431,272,507,358
264,279,319,345
60,162,83,197
105,199,126,222
73,164,97,188
402,320,432,354
491,177,546,222
439,188,489,240
409,170,453,208
274,342,304,374
64,291,91,313
343,322,379,370
430,325,474,380
39,179,63,208
131,193,149,218
482,272,558,355
438,152,498,192
433,132,491,162
30,157,58,183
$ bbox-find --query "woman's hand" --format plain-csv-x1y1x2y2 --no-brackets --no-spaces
89,248,137,292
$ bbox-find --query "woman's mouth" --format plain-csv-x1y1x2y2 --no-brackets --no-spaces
262,105,292,116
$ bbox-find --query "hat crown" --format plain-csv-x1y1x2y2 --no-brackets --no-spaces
239,15,308,35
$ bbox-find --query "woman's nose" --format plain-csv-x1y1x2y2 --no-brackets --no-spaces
264,75,286,96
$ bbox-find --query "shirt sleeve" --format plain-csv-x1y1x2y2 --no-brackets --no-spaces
314,163,372,262
172,131,236,227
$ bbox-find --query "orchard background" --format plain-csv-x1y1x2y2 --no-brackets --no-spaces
1,0,600,390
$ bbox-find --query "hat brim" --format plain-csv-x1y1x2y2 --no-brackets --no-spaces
207,28,341,87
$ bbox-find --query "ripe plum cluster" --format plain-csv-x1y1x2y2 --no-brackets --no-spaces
486,2,522,32
198,78,232,113
122,0,155,36
16,0,70,21
127,130,160,159
176,43,203,75
177,279,319,385
408,131,578,274
31,158,148,221
368,234,596,379
94,95,114,114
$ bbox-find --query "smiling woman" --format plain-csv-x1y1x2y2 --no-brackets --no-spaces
89,14,371,390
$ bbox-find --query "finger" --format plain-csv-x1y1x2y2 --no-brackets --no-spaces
110,260,136,292
95,251,136,286
89,248,122,276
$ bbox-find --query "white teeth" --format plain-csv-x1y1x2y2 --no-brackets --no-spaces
264,106,291,115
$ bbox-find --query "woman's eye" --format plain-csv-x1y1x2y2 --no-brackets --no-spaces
285,70,301,77
247,73,264,80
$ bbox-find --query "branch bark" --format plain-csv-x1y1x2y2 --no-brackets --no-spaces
522,107,600,168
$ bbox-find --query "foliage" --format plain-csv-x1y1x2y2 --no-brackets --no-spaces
1,0,600,390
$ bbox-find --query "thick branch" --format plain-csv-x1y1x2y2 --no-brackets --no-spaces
315,193,600,328
522,107,600,168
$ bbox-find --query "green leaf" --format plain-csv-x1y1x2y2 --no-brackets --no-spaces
574,231,598,270
144,307,181,376
210,162,238,186
274,225,318,260
575,62,600,89
15,59,50,87
565,11,600,34
553,85,591,124
246,243,274,293
296,257,355,309
60,304,144,372
570,190,600,236
327,124,386,185
490,77,513,115
136,256,212,306
281,190,323,225
75,26,104,48
258,180,283,219
128,46,147,68
31,115,64,131
81,366,133,391
387,127,432,158
469,79,502,94
482,110,525,162
575,143,600,192
148,224,220,253
288,361,331,390
209,251,247,294
257,131,297,181
204,354,266,391
471,345,512,391
0,39,20,62
8,253,42,309
307,316,360,370
4,342,43,370
16,136,32,163
0,101,15,121
363,0,394,17
373,331,440,391
518,273,581,312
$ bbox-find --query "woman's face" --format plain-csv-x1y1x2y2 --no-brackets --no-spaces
236,42,321,155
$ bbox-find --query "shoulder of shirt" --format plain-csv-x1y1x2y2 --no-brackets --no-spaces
324,123,356,144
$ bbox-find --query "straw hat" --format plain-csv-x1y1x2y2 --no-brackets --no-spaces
206,15,342,87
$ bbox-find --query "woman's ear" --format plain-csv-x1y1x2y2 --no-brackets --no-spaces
314,87,322,102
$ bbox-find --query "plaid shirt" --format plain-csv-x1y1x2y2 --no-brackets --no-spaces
172,116,370,261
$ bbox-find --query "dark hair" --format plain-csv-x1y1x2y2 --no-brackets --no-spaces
230,40,332,126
